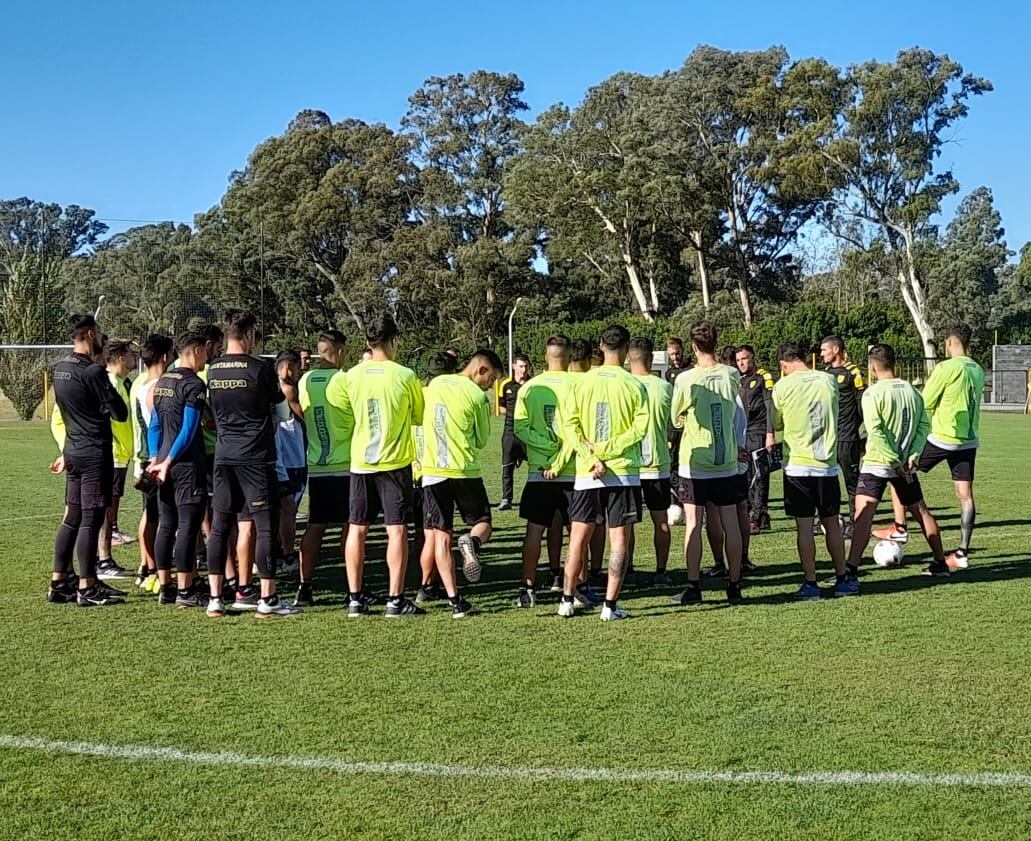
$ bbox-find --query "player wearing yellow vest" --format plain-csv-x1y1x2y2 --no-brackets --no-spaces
770,342,851,599
627,337,675,587
294,330,351,607
344,315,425,617
560,325,648,621
878,324,984,571
420,349,503,618
129,334,173,593
847,344,950,577
513,334,577,606
670,323,746,606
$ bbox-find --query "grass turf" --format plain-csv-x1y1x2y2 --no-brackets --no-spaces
1,415,1030,839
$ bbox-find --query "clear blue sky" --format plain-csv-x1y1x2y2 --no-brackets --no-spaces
3,0,1028,255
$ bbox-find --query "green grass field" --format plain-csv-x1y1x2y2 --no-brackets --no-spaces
2,415,1030,840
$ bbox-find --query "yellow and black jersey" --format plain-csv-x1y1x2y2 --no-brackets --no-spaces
826,363,865,441
740,367,775,434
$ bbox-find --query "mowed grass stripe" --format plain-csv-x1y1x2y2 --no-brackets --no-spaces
4,734,1031,788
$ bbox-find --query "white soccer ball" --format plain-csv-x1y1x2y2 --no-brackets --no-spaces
667,503,684,525
872,540,904,568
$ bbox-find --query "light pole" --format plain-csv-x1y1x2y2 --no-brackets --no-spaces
94,294,107,321
507,297,524,379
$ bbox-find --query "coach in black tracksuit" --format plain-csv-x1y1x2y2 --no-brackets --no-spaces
820,336,866,537
498,355,530,509
48,314,128,607
735,345,775,532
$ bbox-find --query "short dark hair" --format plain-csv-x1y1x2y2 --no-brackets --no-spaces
514,352,531,366
867,343,896,370
570,338,593,363
719,345,737,365
276,349,301,368
591,347,604,365
176,330,206,354
68,314,97,341
777,341,806,363
628,336,654,359
141,334,174,367
600,325,631,352
546,334,570,350
104,340,133,364
736,344,756,358
946,323,972,349
199,323,224,345
666,337,684,349
224,309,256,341
365,314,399,348
427,351,457,378
318,330,347,347
690,322,718,355
470,347,504,372
821,335,845,353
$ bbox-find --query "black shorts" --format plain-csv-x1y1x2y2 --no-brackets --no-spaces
422,478,492,531
915,442,976,482
350,467,413,526
411,479,424,531
856,472,924,507
677,475,738,508
307,474,350,525
736,471,748,504
569,486,642,527
784,474,841,519
519,480,573,527
278,466,308,499
502,431,527,465
641,478,671,512
205,453,216,493
112,466,127,499
213,462,277,516
65,455,112,511
159,462,207,508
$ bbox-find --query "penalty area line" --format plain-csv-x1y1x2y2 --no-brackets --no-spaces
2,735,1031,788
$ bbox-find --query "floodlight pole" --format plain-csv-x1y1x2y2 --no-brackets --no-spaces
94,295,107,320
507,297,524,379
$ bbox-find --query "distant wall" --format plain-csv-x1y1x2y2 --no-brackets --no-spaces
992,345,1031,405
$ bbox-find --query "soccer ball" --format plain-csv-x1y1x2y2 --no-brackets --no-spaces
872,540,904,568
667,503,684,525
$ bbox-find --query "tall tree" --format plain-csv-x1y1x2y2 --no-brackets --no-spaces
663,47,845,326
401,71,535,344
221,113,418,331
506,73,665,320
822,48,992,367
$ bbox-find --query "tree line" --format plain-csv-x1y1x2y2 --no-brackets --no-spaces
2,45,1030,410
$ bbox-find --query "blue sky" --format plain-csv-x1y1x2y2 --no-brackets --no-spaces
3,0,1028,255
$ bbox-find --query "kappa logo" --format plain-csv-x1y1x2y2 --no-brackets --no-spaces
209,379,248,389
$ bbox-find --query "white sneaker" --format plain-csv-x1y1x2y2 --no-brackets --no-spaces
872,525,909,544
206,597,225,617
557,599,575,618
601,604,629,621
257,596,301,617
667,503,684,525
458,535,482,583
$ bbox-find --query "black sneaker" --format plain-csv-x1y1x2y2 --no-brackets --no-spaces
384,597,426,618
176,584,206,608
922,562,951,578
77,585,125,606
96,559,133,580
842,522,854,540
293,583,316,607
46,577,78,604
347,598,370,618
221,578,238,602
703,562,727,578
158,583,178,605
95,579,127,599
451,598,473,619
232,588,259,611
515,587,536,608
415,583,445,604
726,581,743,605
671,585,703,606
497,498,512,511
741,560,759,576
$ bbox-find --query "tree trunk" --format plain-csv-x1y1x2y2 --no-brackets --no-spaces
736,275,753,328
313,262,364,332
896,227,936,374
690,232,711,309
622,252,655,321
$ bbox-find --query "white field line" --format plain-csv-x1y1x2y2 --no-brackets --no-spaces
2,735,1031,788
